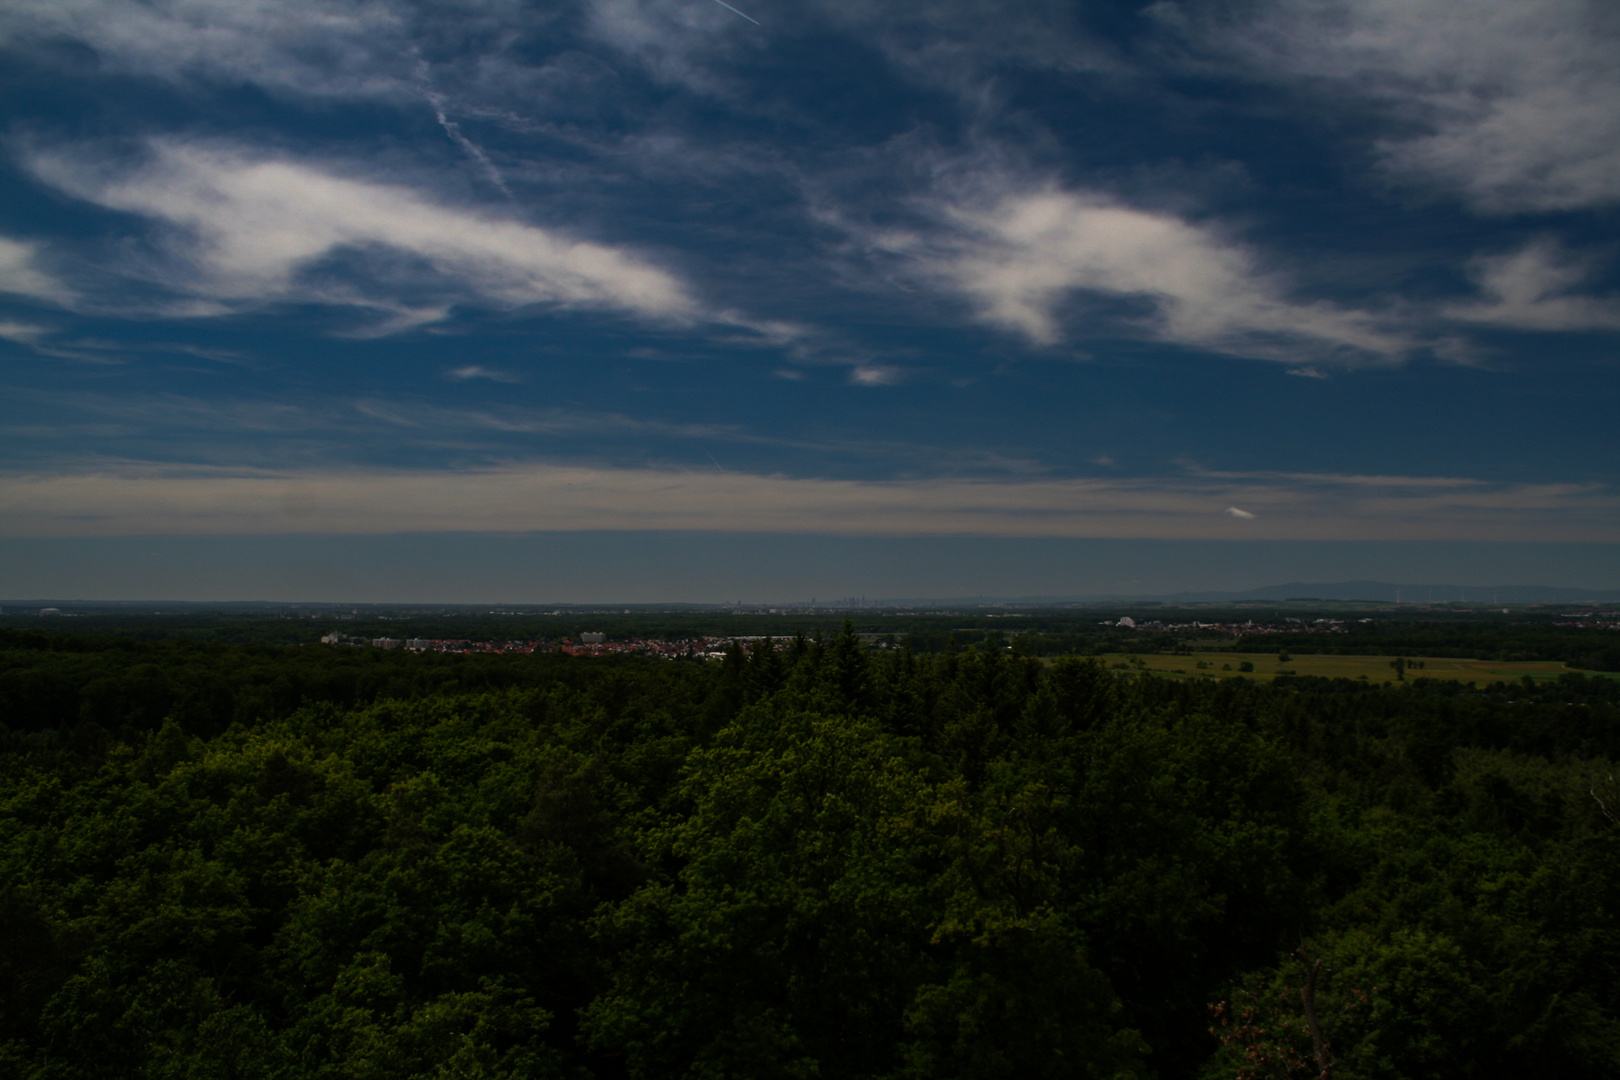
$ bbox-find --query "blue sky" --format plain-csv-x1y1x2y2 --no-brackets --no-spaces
1,0,1617,600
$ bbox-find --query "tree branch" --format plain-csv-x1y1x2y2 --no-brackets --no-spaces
1592,774,1619,827
1296,947,1331,1080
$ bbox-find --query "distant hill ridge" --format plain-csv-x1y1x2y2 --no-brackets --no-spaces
877,582,1620,606
1187,581,1620,604
5,583,1620,610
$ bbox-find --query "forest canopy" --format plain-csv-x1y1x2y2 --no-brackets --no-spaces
3,626,1618,1078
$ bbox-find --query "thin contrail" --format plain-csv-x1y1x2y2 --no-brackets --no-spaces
709,0,760,25
428,94,514,200
413,58,514,200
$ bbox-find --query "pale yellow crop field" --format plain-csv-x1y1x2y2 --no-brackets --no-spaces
1101,651,1602,685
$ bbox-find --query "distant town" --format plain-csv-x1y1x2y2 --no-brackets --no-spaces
318,616,1364,658
318,631,811,660
1102,615,1357,635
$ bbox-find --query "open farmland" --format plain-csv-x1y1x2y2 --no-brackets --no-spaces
1107,650,1614,684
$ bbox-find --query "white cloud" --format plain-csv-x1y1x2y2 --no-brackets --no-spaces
28,141,698,327
1287,366,1329,379
925,186,1405,360
850,365,902,386
1168,0,1620,213
1,463,1613,542
0,319,50,344
448,365,522,383
1444,241,1620,331
0,237,72,304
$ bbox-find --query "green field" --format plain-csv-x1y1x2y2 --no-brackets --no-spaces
1105,650,1606,684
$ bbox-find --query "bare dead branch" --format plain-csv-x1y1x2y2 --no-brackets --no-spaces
1592,773,1619,827
1295,946,1331,1080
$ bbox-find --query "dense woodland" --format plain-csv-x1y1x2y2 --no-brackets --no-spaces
3,626,1618,1079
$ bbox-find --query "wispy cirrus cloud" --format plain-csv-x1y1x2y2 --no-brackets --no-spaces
1161,0,1620,214
1444,241,1620,332
0,237,73,305
0,319,50,344
26,140,701,330
350,398,738,441
0,0,426,100
582,0,764,94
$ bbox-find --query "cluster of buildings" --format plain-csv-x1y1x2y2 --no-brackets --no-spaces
318,632,784,659
560,636,723,659
1105,617,1356,636
319,633,544,653
1554,613,1620,630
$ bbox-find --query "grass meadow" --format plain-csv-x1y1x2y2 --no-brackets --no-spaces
1104,650,1617,685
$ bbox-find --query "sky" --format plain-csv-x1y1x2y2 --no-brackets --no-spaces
1,0,1617,601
